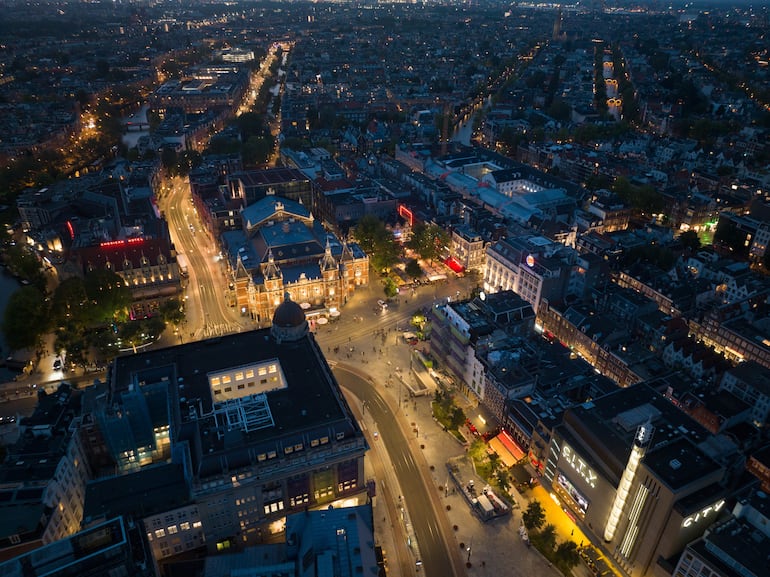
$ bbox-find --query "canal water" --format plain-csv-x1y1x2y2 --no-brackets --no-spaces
0,269,22,382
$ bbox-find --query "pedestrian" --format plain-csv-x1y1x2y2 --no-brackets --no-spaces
571,529,574,536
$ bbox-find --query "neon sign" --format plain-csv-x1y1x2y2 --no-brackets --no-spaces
100,238,144,249
682,499,725,527
561,444,598,489
398,205,414,227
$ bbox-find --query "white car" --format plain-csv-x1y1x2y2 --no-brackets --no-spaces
377,299,388,309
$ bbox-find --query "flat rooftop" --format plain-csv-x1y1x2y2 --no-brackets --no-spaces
561,383,713,485
110,330,361,479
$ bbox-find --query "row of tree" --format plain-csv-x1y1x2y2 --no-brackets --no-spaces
522,500,582,573
352,214,450,272
2,264,184,367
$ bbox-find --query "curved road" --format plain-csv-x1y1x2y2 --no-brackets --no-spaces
335,365,463,577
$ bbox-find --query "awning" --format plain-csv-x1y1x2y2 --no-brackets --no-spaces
444,256,465,273
488,437,518,468
498,430,526,461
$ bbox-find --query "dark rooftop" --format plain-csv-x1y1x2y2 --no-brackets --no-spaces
83,463,190,523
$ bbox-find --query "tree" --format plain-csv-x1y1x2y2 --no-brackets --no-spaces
5,245,46,292
353,215,401,272
51,277,89,328
532,523,557,553
523,500,546,532
383,277,398,299
554,540,581,571
405,258,423,280
83,270,131,324
679,230,701,252
158,298,185,326
2,286,48,351
408,223,449,265
352,214,382,255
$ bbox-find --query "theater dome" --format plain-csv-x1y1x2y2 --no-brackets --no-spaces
271,293,308,343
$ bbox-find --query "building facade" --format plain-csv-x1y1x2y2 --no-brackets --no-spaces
221,197,369,324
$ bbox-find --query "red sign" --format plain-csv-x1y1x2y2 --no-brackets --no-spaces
100,238,144,249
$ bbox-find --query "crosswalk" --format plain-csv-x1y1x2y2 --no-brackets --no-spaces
195,322,244,340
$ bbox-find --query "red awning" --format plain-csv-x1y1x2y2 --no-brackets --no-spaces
444,257,465,273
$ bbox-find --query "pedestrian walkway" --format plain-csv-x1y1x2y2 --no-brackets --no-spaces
325,302,565,577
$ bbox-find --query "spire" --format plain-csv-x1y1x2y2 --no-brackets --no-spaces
264,248,282,280
320,238,337,272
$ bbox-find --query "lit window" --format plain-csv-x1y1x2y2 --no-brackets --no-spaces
167,525,178,534
222,375,231,384
268,364,277,374
246,369,254,378
192,521,202,529
155,529,166,538
211,377,221,386
180,522,190,531
235,372,244,381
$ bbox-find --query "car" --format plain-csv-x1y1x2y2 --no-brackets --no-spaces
53,359,62,370
373,431,379,440
377,299,388,309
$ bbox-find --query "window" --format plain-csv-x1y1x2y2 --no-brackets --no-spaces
235,372,244,381
9,534,21,545
222,375,231,384
224,387,232,393
192,521,202,529
246,369,254,378
155,529,166,538
237,384,245,390
180,522,190,531
167,525,178,534
311,439,319,447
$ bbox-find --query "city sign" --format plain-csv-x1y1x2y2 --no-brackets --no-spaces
525,254,535,268
682,499,725,528
561,444,598,489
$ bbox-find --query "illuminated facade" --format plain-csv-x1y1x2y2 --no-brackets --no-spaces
545,384,731,577
223,197,369,325
76,236,183,319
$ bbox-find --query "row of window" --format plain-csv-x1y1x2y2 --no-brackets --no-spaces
211,365,277,387
213,376,277,395
150,520,203,539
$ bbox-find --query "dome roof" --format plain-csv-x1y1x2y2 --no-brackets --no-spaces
272,295,306,328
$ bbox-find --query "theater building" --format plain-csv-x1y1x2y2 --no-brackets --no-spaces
544,384,732,577
221,196,369,324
